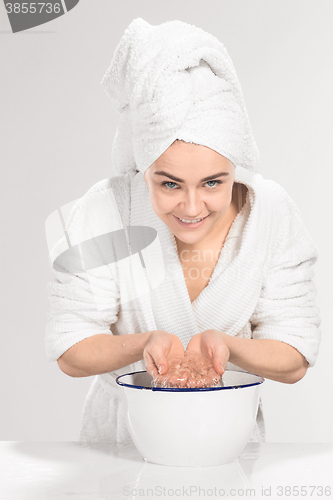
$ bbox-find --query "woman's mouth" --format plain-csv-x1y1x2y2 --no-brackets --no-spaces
173,213,210,228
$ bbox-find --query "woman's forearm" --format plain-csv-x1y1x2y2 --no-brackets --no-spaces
221,334,309,384
57,332,152,377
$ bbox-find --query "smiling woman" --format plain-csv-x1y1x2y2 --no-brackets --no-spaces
46,17,321,446
144,141,236,237
143,140,246,305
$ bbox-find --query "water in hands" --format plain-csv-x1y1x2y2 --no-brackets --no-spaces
151,351,223,388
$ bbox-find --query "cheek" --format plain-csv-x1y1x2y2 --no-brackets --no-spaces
150,190,177,214
208,191,232,213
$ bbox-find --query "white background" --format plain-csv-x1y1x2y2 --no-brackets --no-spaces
0,0,332,442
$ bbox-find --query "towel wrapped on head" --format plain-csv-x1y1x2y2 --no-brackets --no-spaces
101,17,260,176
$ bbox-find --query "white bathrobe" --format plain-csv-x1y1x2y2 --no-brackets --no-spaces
45,165,321,444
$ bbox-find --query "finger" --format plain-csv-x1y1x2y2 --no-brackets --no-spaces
169,370,189,387
187,377,197,388
207,367,222,384
147,345,170,376
212,345,229,375
196,375,210,388
143,351,159,378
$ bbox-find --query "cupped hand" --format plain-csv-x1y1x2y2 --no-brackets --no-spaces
144,329,230,388
143,330,185,379
185,329,230,386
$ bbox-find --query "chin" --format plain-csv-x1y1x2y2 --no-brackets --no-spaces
174,228,207,244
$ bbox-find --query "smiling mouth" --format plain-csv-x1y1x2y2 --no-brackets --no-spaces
174,214,210,224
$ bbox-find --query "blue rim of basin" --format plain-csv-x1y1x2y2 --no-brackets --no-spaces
116,370,265,392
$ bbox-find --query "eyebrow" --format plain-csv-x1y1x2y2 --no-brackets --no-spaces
153,171,230,183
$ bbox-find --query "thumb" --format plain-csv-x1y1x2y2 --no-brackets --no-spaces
144,345,169,377
212,344,229,375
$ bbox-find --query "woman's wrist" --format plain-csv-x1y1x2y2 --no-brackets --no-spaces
57,330,153,378
218,332,233,358
218,332,308,383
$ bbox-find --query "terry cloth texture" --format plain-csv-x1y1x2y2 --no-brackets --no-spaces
45,166,321,444
101,17,260,176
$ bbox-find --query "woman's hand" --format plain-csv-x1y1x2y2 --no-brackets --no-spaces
146,329,230,388
185,329,230,386
154,350,221,388
143,330,185,379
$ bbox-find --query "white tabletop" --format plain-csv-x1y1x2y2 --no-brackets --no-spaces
1,441,332,499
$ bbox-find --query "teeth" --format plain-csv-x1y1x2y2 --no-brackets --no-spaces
179,217,203,223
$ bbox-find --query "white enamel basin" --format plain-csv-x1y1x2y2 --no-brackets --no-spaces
116,369,264,466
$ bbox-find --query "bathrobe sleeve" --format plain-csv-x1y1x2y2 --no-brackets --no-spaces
45,179,122,363
250,183,321,367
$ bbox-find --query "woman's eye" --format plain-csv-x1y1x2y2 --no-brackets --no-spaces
161,180,222,189
162,181,178,189
205,180,221,188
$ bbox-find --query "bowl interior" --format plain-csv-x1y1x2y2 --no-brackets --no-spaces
116,370,264,391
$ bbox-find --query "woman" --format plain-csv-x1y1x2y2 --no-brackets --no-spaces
46,18,321,443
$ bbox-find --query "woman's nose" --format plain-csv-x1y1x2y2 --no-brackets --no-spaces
180,190,204,216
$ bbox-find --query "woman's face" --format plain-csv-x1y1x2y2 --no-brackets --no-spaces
143,141,235,246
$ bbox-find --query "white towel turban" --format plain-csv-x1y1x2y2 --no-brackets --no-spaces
101,17,260,177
